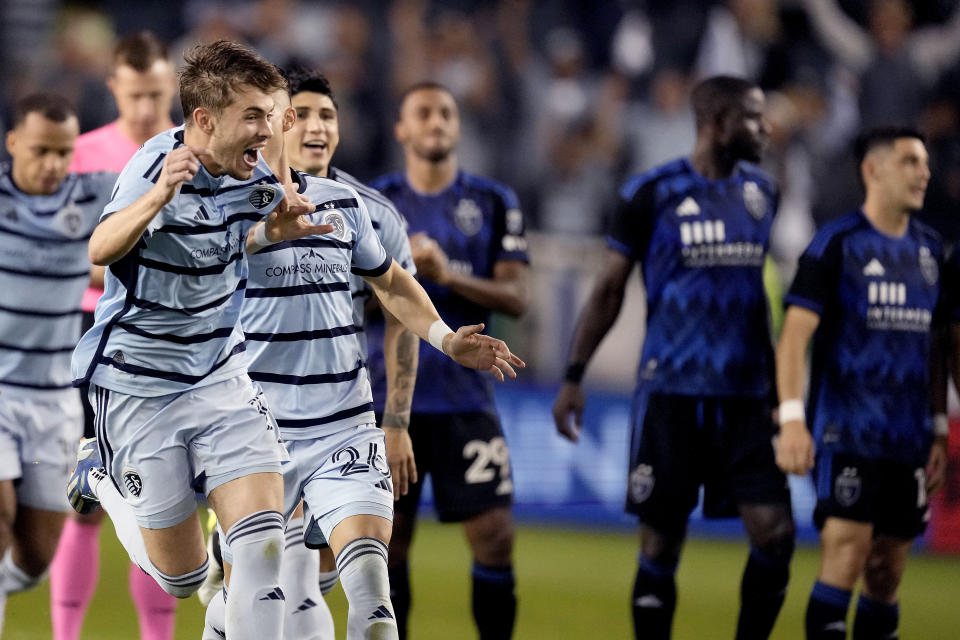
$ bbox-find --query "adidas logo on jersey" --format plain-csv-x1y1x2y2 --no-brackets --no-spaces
194,205,210,221
676,197,700,217
862,258,885,276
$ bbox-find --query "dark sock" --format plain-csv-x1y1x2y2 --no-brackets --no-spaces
853,594,899,640
806,580,852,639
631,555,677,640
388,562,411,640
471,563,516,640
735,547,790,640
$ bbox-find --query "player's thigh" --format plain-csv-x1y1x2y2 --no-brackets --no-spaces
207,472,284,534
292,424,393,550
626,393,702,538
328,514,393,557
139,512,207,576
464,505,514,566
873,459,930,541
427,412,513,524
817,517,873,589
862,534,912,602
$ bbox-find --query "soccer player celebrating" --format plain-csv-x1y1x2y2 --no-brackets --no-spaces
553,75,795,640
53,31,179,640
776,127,947,640
0,93,115,630
66,41,330,640
201,84,524,640
371,83,530,640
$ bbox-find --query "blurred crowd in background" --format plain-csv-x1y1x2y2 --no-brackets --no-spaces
3,0,960,383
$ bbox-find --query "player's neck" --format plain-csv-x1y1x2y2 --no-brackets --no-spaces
689,142,738,180
116,117,174,146
182,126,223,177
862,198,910,238
405,154,457,194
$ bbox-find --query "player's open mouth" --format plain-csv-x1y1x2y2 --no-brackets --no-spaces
304,141,327,152
242,148,260,168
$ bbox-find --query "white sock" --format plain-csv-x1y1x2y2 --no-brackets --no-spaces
283,517,335,640
98,477,208,597
223,510,285,640
319,569,339,596
202,587,226,639
335,537,398,640
0,549,43,594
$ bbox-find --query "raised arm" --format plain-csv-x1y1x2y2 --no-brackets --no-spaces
800,0,873,72
552,248,633,442
775,306,820,475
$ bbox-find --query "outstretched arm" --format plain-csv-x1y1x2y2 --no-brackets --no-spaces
552,248,633,442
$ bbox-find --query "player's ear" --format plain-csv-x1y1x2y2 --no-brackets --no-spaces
193,107,215,134
4,129,16,156
282,106,296,133
394,119,406,144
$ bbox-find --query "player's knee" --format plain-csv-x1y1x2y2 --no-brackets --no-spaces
640,526,684,569
154,560,210,599
753,518,796,562
862,553,902,602
468,511,514,566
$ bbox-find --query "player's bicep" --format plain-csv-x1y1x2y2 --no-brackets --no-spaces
780,306,821,349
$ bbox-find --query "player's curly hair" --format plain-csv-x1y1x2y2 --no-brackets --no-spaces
179,40,286,123
690,75,757,130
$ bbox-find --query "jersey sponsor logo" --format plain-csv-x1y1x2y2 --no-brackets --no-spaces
263,249,348,284
189,229,243,262
862,258,885,277
454,198,483,236
743,181,767,220
122,467,143,499
865,281,931,332
629,464,655,503
834,466,861,507
248,186,277,210
675,196,700,217
506,208,524,234
678,220,764,267
919,246,938,285
322,211,347,241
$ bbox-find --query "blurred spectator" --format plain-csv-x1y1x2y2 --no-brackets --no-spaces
695,0,782,81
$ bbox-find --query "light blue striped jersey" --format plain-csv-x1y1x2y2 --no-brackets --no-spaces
71,126,284,397
242,169,391,439
0,165,116,394
329,166,416,355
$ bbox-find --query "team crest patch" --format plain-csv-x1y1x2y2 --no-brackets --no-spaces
835,466,861,507
57,202,84,236
322,211,347,241
122,468,143,499
743,181,767,220
919,246,938,285
454,198,483,236
248,186,277,210
629,464,655,504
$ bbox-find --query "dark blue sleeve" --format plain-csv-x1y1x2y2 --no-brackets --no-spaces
784,233,842,316
606,179,655,262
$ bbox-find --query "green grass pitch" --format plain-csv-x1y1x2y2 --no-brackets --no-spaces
5,520,960,638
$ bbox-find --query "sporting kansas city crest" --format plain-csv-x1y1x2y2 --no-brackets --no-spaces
919,246,938,285
742,181,767,220
834,466,861,507
629,464,655,504
322,211,347,241
248,186,277,210
122,467,143,499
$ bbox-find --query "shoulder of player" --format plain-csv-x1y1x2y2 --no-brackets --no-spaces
806,211,867,258
331,166,404,222
908,217,943,252
298,171,364,211
736,161,777,194
618,158,689,202
73,171,119,199
459,171,520,209
369,171,405,195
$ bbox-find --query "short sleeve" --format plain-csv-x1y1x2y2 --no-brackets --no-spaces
375,200,416,276
784,233,842,316
100,148,170,235
606,179,655,262
492,186,529,264
349,196,391,277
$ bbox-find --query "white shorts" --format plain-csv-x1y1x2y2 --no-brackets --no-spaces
284,423,394,547
0,388,83,512
91,375,289,529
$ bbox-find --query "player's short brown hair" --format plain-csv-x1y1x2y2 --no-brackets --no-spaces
179,40,287,123
113,31,169,72
12,93,76,127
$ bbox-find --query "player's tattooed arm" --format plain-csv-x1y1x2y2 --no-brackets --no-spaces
552,248,633,442
382,308,419,498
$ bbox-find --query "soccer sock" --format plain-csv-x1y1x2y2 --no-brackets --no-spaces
388,562,411,640
735,547,790,640
631,554,678,640
319,568,339,595
853,594,899,640
0,548,43,594
471,562,516,640
202,587,226,640
50,519,101,640
805,580,852,639
282,517,334,640
335,537,398,640
130,561,177,640
223,510,286,640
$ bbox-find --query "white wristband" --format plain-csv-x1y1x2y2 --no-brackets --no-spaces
427,320,454,354
778,399,805,425
934,413,949,437
253,222,275,248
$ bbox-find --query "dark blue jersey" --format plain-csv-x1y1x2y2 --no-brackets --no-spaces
609,158,778,398
785,210,945,464
368,171,528,414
